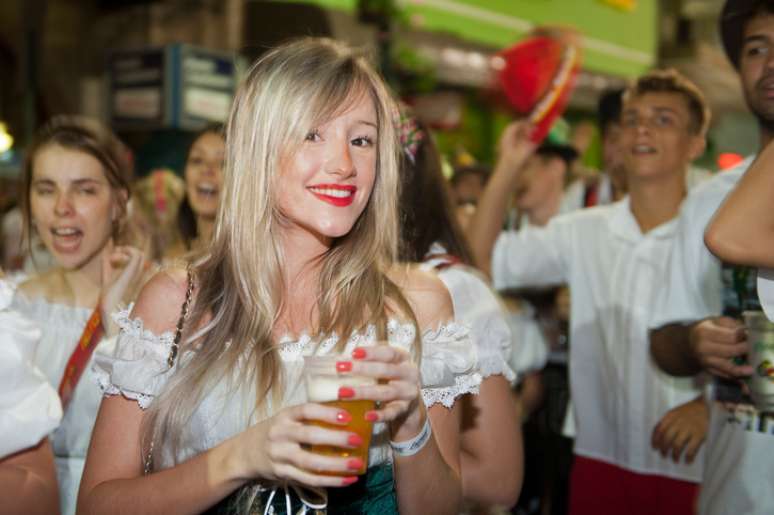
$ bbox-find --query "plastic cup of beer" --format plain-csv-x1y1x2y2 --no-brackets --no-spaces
743,311,774,413
303,355,376,475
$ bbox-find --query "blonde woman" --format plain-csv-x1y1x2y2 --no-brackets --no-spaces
79,38,478,514
11,116,147,515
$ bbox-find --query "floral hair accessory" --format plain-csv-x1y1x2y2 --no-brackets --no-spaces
395,103,425,165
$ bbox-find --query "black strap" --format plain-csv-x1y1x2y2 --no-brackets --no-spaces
167,268,194,367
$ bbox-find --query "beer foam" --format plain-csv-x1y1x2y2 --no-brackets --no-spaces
305,374,376,403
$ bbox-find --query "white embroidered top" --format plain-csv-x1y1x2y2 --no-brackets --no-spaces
94,308,481,469
422,243,516,382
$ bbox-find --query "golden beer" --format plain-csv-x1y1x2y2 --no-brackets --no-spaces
303,355,376,476
309,399,375,475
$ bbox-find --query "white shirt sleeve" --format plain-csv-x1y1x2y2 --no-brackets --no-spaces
758,268,774,322
650,192,724,329
491,217,572,292
0,281,62,458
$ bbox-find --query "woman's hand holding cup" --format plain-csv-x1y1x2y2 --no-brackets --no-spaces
337,345,427,445
239,402,366,488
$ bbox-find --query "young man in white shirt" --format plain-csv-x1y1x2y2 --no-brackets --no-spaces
468,69,710,515
649,2,774,514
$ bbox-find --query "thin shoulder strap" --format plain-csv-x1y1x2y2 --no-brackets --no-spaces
167,267,194,367
145,267,194,475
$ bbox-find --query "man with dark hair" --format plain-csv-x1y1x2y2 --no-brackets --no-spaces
593,88,628,203
650,2,774,513
450,164,491,206
510,121,579,229
469,67,711,515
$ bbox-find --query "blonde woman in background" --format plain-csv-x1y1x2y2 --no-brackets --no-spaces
79,38,478,514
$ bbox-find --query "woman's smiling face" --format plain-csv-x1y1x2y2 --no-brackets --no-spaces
275,91,378,245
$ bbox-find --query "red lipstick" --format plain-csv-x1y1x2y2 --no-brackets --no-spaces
308,184,357,207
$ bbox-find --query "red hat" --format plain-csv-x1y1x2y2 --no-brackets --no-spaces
496,34,582,145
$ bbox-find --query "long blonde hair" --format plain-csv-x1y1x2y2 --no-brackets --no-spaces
145,38,417,468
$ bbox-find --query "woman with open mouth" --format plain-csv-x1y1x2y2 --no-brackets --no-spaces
11,116,148,515
165,124,225,262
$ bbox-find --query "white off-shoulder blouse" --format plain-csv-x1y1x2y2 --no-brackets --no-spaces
0,279,62,459
94,307,481,469
422,243,516,383
10,286,114,515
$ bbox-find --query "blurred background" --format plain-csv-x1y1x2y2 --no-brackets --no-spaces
0,0,757,198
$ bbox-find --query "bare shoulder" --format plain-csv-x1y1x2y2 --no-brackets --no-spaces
387,263,453,330
130,266,191,334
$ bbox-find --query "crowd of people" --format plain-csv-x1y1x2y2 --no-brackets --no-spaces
1,1,773,514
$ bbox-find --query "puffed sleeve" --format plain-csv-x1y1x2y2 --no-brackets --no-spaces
437,266,516,382
92,304,177,409
387,319,482,409
0,281,62,458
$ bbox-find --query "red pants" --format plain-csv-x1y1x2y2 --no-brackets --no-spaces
569,456,699,515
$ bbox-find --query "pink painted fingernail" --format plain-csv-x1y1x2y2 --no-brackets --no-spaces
336,361,353,372
352,348,367,359
347,434,363,447
364,411,378,422
336,411,352,423
342,476,358,486
347,458,364,470
338,387,355,399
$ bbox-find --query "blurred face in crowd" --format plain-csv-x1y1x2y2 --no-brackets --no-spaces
619,92,704,183
514,153,567,213
739,11,774,130
185,131,225,221
275,91,378,244
602,121,627,194
452,172,485,207
602,122,626,184
30,144,120,272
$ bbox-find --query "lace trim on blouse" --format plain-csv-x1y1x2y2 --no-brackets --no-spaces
93,305,176,409
94,308,480,410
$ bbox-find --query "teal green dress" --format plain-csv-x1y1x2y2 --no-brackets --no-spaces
205,464,397,514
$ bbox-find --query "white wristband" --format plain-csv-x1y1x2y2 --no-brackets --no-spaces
389,417,432,457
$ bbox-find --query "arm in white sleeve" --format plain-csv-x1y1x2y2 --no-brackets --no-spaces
491,216,573,292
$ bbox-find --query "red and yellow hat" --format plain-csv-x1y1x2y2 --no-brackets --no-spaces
496,31,582,145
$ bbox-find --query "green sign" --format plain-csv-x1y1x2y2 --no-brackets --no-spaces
289,0,656,77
